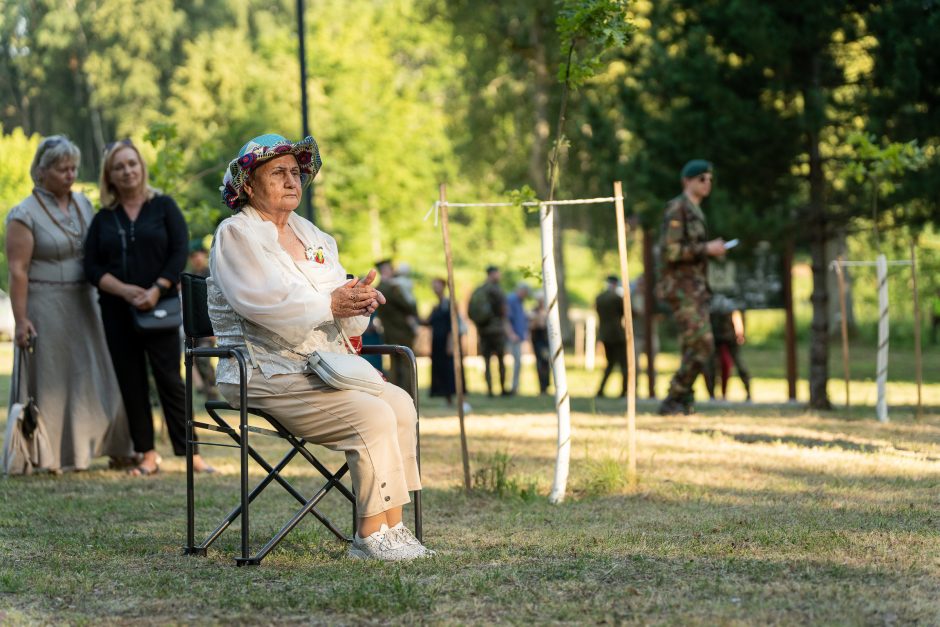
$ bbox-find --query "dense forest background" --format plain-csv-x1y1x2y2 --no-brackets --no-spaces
1,0,938,406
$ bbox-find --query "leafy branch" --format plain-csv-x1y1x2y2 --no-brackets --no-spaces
547,0,635,204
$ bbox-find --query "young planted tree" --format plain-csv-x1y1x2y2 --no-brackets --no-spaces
545,0,633,503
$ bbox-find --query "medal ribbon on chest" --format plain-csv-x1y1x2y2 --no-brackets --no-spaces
305,245,326,264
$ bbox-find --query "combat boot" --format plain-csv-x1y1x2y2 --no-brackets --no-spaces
658,397,686,416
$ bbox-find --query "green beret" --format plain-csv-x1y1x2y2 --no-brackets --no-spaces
681,159,713,179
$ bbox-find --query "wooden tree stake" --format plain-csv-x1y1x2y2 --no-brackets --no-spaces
439,184,472,490
614,182,637,487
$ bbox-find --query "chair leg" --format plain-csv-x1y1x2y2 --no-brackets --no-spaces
408,351,423,542
238,464,352,565
240,403,250,562
183,342,205,556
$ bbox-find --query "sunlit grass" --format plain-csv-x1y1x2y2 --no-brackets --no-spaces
1,340,938,624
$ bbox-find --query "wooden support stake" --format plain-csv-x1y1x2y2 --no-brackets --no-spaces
614,182,637,487
439,184,472,490
911,237,923,420
834,257,850,410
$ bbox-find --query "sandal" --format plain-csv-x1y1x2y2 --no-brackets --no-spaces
109,454,143,470
128,454,162,477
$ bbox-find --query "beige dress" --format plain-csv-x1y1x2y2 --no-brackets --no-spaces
6,188,132,470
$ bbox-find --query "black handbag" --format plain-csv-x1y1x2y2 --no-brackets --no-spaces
132,293,182,333
112,210,183,333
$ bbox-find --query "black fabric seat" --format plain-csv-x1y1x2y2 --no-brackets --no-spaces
180,272,422,566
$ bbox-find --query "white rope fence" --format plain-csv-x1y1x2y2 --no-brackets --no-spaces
427,192,632,504
424,196,624,225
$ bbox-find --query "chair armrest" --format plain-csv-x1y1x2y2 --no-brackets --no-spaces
190,346,244,359
360,344,416,364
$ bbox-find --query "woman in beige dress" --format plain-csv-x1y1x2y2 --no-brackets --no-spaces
5,135,133,472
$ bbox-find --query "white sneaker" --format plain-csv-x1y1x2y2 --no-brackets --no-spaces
388,522,436,557
348,524,428,561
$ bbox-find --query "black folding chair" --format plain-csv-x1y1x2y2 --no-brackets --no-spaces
180,272,422,566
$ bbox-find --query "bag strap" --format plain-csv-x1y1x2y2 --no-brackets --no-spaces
25,336,38,409
9,344,24,408
111,210,128,279
289,254,357,355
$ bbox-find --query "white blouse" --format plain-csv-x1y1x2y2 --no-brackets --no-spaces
207,206,369,384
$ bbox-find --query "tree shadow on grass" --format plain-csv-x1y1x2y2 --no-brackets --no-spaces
690,429,883,454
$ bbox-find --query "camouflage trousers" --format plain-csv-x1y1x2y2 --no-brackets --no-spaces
664,292,714,403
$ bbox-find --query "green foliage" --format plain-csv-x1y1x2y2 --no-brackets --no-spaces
556,0,635,87
841,132,927,197
0,126,39,216
0,126,40,291
508,185,538,211
472,451,540,501
142,122,221,239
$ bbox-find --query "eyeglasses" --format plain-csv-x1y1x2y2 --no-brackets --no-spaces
37,137,64,156
104,139,133,154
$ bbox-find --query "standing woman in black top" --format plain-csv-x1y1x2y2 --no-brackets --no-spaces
84,141,212,476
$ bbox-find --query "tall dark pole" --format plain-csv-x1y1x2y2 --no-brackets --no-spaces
297,0,315,223
784,238,798,402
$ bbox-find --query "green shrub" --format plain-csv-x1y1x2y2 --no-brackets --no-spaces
472,451,539,501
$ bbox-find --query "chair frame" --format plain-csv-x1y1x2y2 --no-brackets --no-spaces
180,273,422,566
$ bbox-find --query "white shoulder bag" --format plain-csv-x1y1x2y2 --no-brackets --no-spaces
306,326,385,396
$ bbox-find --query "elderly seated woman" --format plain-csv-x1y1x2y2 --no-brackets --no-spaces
209,134,433,561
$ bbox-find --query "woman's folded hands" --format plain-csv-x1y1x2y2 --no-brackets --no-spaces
331,269,386,318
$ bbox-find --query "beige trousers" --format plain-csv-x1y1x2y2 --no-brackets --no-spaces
219,370,420,517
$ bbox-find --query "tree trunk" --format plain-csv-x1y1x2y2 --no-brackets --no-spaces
530,17,572,342
805,56,832,410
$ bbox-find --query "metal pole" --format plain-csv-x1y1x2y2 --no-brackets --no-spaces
910,237,923,420
876,254,889,422
642,229,656,398
783,239,798,401
297,0,315,223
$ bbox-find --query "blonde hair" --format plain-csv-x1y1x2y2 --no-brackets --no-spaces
98,141,159,209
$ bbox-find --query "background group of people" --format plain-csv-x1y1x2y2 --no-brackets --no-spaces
362,261,551,405
5,135,212,475
467,266,551,398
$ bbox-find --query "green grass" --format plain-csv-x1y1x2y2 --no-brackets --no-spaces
1,339,939,624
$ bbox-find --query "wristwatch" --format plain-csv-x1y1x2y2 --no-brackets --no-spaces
153,282,172,297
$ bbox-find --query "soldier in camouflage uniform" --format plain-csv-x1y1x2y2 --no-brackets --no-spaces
656,160,727,415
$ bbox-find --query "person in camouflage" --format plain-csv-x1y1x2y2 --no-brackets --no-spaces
656,159,727,415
